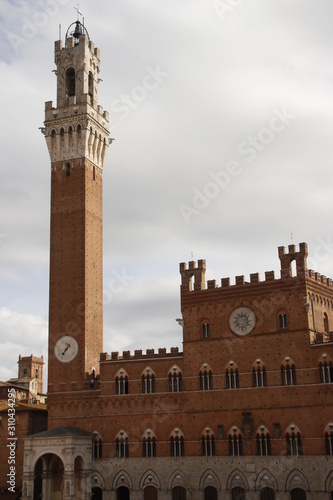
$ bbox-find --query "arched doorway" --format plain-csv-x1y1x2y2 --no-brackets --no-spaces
204,486,218,500
144,485,158,499
291,489,306,500
34,453,63,499
172,486,186,500
117,486,130,500
232,487,246,500
92,486,103,499
261,487,275,500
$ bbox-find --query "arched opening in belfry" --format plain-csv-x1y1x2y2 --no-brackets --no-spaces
89,71,94,99
66,67,76,98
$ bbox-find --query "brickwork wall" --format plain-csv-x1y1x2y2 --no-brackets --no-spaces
48,157,103,397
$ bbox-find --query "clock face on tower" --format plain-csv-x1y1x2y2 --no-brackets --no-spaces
229,307,256,336
54,335,79,363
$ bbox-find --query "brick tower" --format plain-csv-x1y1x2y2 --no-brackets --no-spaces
43,20,109,395
17,354,44,395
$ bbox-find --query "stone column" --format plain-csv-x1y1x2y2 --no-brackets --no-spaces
21,473,34,500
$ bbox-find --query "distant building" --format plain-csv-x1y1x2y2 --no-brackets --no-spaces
21,18,333,500
0,355,45,405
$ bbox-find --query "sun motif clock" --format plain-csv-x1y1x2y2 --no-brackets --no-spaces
229,307,256,336
54,335,79,363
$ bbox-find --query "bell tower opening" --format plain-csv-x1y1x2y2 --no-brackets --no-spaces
66,67,76,98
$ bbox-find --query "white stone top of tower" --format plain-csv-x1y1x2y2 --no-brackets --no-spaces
43,20,110,168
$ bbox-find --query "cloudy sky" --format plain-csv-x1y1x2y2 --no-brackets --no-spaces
0,0,332,386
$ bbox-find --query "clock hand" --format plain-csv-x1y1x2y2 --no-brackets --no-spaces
62,342,71,355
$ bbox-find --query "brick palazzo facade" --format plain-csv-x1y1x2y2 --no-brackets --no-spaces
21,19,332,500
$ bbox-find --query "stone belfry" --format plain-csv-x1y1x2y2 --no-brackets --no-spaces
44,20,109,394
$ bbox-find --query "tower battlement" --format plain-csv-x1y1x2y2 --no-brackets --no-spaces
100,347,182,362
278,242,308,279
180,243,332,294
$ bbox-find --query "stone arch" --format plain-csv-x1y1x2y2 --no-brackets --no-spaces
92,470,105,490
30,453,65,499
168,469,186,489
255,469,278,491
226,469,249,491
113,470,133,490
285,469,310,492
199,469,221,490
325,470,333,493
139,469,161,490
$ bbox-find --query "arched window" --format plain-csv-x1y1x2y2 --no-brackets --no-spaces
201,428,215,456
117,486,130,500
142,367,155,393
172,486,186,500
319,355,333,383
324,313,329,333
144,486,158,500
66,67,75,98
226,361,239,389
92,432,102,459
170,428,185,457
281,357,296,385
252,360,267,387
115,369,128,395
260,487,275,500
325,423,333,455
115,430,129,458
232,487,246,500
169,365,182,392
200,364,213,390
228,427,243,456
142,429,156,457
290,489,306,500
204,486,218,500
202,322,210,338
286,424,302,456
256,426,271,456
23,368,27,377
279,313,288,329
88,71,94,98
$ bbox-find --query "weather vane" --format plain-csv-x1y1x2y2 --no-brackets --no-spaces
74,4,83,22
